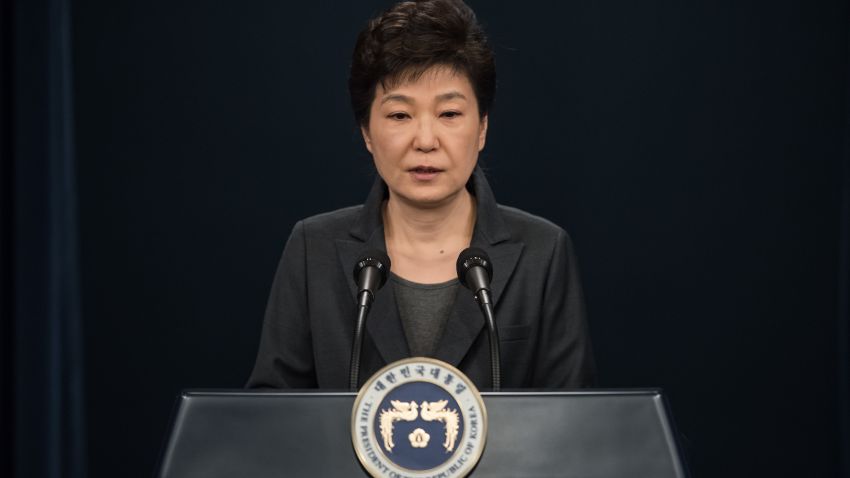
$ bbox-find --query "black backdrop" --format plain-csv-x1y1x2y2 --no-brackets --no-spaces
69,1,849,477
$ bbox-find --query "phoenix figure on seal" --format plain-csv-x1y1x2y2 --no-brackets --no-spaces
420,400,459,452
379,400,419,452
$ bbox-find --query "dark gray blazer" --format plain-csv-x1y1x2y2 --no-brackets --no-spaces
247,168,595,390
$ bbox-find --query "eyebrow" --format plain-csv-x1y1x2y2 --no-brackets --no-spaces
436,91,467,102
380,94,413,105
380,91,468,105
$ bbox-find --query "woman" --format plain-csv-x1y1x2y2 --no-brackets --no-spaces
247,0,595,390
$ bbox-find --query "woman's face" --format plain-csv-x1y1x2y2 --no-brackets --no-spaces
362,66,488,208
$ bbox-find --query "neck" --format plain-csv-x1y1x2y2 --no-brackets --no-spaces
383,189,476,250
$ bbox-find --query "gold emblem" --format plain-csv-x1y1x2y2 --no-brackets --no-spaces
379,399,460,453
420,400,460,452
378,400,419,452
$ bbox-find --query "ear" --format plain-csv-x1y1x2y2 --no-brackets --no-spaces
477,114,489,152
361,125,373,153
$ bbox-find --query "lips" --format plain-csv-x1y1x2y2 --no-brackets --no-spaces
408,165,444,181
409,166,443,174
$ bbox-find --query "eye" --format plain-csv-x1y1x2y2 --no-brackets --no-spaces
440,110,462,119
387,112,410,121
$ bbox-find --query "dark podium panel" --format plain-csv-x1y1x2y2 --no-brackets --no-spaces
156,390,687,477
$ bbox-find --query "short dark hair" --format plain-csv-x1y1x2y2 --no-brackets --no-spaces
349,0,496,127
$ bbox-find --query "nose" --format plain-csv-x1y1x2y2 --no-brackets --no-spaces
413,118,439,153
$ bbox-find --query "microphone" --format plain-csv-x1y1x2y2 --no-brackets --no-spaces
349,249,391,391
456,247,501,391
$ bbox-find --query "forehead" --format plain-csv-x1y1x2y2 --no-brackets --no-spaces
375,66,475,101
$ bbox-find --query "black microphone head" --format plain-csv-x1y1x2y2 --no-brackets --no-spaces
353,249,391,290
456,247,493,290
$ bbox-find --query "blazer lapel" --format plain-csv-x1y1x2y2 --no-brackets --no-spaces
335,239,364,305
336,226,410,365
433,234,524,367
365,277,410,363
485,241,524,306
433,285,482,365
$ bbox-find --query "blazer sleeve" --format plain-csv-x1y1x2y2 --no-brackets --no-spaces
533,228,597,388
246,220,317,388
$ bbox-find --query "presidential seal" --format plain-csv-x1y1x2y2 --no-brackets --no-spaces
351,357,487,478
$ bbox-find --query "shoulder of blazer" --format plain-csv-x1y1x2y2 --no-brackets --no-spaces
299,205,364,239
496,204,569,247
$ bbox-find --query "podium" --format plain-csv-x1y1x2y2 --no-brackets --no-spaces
155,389,688,477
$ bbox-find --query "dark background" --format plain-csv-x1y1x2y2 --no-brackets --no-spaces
6,0,849,477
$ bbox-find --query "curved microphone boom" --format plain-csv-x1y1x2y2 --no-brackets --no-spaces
456,247,501,391
350,250,391,391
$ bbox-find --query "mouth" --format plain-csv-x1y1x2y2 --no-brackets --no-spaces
408,166,443,174
408,165,444,180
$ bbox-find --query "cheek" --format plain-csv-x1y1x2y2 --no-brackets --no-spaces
369,135,406,179
456,125,484,157
371,129,408,158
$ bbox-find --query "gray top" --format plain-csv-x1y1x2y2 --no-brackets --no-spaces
391,273,460,357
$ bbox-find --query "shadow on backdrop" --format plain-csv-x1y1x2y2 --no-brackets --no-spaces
2,0,86,477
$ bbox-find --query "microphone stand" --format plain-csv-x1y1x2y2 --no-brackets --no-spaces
475,288,501,391
349,290,372,391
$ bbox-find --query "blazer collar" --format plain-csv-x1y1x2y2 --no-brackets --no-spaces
336,166,524,369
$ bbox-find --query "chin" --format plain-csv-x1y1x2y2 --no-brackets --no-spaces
396,187,460,208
